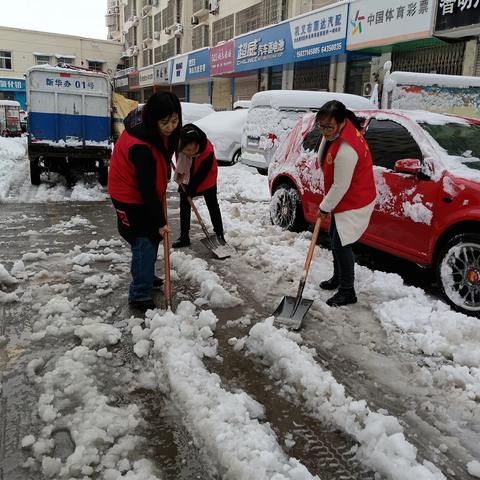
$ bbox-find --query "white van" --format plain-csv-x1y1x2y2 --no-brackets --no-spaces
240,90,375,173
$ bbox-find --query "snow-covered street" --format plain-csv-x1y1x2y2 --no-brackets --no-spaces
1,136,480,480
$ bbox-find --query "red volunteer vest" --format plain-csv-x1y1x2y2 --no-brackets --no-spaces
192,140,218,193
108,130,169,204
323,119,376,214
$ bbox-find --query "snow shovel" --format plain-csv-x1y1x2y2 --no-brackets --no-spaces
273,216,323,330
162,197,174,311
171,162,231,260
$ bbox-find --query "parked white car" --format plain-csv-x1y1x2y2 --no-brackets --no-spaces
194,109,248,165
181,102,215,124
240,90,375,174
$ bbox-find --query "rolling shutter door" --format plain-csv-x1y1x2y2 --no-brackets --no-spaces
189,82,210,104
234,73,259,102
212,78,231,111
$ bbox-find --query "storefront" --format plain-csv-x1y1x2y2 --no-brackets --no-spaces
434,0,480,76
187,48,211,104
210,41,235,110
128,71,141,102
170,55,189,102
153,59,172,93
0,78,26,110
138,66,154,103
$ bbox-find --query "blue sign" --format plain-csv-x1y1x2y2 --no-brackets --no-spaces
289,4,348,61
0,78,25,91
187,48,210,81
234,22,294,73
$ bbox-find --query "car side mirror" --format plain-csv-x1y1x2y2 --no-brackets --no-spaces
394,158,421,175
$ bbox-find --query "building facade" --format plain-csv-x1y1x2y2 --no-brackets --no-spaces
0,26,124,109
110,0,480,109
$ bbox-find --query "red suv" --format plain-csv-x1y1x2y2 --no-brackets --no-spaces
268,109,480,316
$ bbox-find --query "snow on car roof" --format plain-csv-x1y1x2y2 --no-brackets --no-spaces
387,71,480,89
251,90,375,110
195,109,248,130
376,109,471,125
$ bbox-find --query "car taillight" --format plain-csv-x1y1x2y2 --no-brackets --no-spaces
268,133,277,143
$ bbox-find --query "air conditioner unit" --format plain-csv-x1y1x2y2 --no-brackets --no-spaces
153,31,161,40
164,27,172,35
209,0,219,14
191,15,199,25
362,82,373,97
174,24,183,37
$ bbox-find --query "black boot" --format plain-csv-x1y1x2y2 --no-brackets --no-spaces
326,288,357,307
216,233,226,246
129,298,156,311
319,276,339,290
172,233,190,249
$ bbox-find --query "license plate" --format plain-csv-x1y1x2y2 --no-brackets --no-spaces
247,137,259,147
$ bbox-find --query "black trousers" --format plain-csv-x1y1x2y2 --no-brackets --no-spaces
330,215,355,290
179,186,224,236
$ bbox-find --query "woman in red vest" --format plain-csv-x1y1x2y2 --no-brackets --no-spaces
172,124,224,248
108,92,182,311
316,100,376,307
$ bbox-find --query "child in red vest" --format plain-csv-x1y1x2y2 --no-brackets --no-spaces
172,124,225,248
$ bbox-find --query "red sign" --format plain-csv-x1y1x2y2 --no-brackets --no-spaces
210,40,234,76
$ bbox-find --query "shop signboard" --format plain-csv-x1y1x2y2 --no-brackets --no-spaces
347,0,436,50
290,3,348,61
435,0,480,34
234,22,293,72
210,40,235,75
139,67,154,88
171,55,188,84
0,78,25,91
154,60,171,86
187,48,210,81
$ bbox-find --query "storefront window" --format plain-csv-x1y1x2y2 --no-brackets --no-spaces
345,59,371,96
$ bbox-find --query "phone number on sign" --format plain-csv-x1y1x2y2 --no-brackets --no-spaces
296,42,343,58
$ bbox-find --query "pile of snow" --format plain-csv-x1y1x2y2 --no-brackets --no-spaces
0,137,107,202
139,302,319,479
244,319,446,480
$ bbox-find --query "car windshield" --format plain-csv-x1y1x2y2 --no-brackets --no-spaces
421,122,480,171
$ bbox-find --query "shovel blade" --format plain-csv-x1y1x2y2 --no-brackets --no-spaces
201,235,233,260
273,295,313,330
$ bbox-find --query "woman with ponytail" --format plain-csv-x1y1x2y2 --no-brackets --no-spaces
315,100,376,307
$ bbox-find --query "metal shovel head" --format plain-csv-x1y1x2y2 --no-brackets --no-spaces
273,295,314,330
200,234,232,260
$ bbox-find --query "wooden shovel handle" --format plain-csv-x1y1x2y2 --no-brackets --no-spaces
302,216,323,277
162,196,172,309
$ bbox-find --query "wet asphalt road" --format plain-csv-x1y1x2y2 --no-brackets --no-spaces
0,194,472,480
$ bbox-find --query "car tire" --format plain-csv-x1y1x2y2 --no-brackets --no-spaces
231,149,241,165
270,183,306,232
436,232,480,317
30,158,41,185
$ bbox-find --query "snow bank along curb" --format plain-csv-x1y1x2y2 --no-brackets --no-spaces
244,318,446,480
135,302,319,479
